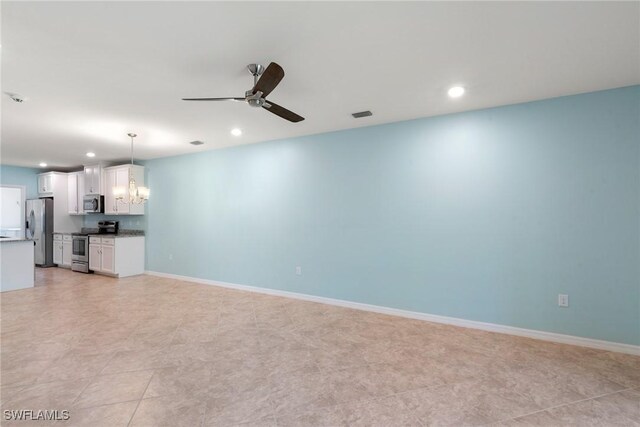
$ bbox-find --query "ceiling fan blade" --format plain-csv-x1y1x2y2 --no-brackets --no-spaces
252,62,285,98
182,97,245,101
263,101,304,122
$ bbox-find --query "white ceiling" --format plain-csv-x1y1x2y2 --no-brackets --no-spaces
2,1,639,169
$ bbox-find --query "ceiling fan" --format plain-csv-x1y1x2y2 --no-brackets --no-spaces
182,62,304,123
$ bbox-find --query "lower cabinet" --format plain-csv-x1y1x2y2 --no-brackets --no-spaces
101,244,116,274
89,243,101,271
54,234,73,268
62,240,72,266
89,236,144,278
53,237,63,265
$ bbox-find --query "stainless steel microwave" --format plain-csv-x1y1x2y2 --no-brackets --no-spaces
83,195,104,214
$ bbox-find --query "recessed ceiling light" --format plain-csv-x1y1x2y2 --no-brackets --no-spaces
230,128,242,137
86,152,96,158
39,162,47,167
448,86,465,98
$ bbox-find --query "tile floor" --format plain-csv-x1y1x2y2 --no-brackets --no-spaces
0,267,638,426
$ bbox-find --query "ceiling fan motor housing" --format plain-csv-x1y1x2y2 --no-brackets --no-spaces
245,90,265,107
248,98,265,107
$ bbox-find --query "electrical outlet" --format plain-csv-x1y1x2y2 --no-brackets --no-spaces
169,254,173,261
295,266,302,276
558,294,569,307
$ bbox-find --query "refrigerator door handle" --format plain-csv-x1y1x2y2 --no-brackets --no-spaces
27,209,35,239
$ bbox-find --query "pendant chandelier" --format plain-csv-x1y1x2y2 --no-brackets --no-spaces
114,133,150,204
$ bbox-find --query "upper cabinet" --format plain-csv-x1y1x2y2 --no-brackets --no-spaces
104,168,117,215
84,164,103,195
37,173,55,197
67,171,85,215
36,172,82,232
104,164,145,215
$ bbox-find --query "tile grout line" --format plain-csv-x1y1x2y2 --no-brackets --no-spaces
126,369,155,427
488,386,637,425
70,350,121,407
66,396,142,412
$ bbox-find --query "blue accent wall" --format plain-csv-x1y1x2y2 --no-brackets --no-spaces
150,86,640,345
0,165,39,199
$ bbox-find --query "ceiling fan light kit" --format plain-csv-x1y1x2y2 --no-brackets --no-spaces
182,62,305,123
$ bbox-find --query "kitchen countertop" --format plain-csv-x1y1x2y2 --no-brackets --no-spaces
82,228,145,238
55,228,146,238
88,233,145,239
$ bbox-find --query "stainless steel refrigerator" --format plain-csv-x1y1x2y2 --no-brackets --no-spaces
25,198,54,267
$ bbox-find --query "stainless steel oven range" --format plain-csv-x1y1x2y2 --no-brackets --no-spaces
71,233,90,273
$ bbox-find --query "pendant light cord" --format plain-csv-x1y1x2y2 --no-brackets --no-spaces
128,133,137,165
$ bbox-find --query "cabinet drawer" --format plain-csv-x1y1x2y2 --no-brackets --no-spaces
89,236,102,244
53,234,62,241
63,235,73,241
101,237,115,246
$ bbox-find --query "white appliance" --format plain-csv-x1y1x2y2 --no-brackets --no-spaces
25,198,54,267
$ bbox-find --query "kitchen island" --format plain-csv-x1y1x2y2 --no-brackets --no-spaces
0,238,35,292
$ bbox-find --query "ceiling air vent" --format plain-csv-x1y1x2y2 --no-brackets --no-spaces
352,110,372,118
189,140,205,146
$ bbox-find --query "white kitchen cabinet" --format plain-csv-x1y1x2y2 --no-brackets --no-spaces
53,234,72,267
104,168,117,215
53,235,63,265
89,236,144,277
67,173,77,213
62,236,72,267
100,243,115,274
115,168,130,214
89,243,101,271
37,173,55,197
103,164,145,215
84,164,103,195
67,172,85,215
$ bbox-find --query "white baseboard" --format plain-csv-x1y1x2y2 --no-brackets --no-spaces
145,270,640,356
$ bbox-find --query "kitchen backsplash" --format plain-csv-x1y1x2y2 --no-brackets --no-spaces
83,214,147,230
